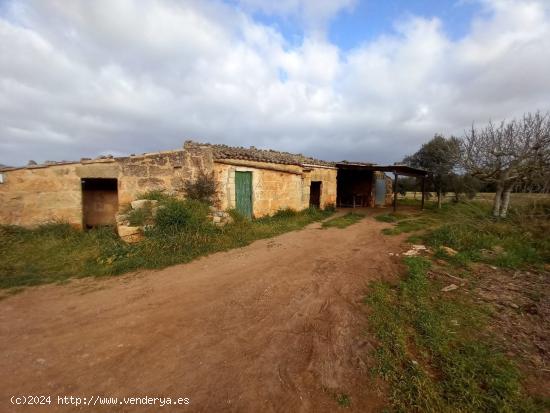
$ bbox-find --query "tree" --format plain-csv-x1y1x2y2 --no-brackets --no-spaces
463,112,550,217
445,173,480,202
404,135,461,208
396,176,420,196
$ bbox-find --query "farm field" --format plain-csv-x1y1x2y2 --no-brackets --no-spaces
400,191,550,205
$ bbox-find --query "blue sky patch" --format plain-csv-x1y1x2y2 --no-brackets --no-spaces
329,0,483,50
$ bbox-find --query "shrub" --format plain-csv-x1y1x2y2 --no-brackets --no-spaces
153,198,211,234
184,171,218,204
126,204,153,226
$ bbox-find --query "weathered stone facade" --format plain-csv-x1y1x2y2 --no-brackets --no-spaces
213,160,337,217
116,144,213,204
0,144,214,228
303,167,338,208
0,164,83,227
0,140,392,229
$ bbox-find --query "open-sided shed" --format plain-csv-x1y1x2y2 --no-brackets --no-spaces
336,162,428,211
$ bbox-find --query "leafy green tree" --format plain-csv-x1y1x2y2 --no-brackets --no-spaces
396,176,420,196
404,135,461,208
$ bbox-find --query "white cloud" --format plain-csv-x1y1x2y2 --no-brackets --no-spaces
235,0,357,34
0,0,549,166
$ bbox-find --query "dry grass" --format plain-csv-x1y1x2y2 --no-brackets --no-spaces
400,192,550,206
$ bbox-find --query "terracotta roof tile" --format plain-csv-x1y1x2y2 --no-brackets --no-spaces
186,141,335,167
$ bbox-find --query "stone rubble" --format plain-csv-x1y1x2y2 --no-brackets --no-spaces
441,284,459,292
207,206,234,226
403,244,429,256
440,246,458,256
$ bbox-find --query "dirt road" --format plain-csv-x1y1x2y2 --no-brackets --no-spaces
0,213,404,412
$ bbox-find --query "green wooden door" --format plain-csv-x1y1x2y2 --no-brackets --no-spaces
235,171,253,219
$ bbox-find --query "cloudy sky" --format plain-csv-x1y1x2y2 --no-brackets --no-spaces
1,0,549,166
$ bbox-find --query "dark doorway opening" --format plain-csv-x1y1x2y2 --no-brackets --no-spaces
337,169,373,207
309,181,322,208
81,178,119,229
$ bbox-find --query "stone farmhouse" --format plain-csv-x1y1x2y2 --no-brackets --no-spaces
0,140,426,230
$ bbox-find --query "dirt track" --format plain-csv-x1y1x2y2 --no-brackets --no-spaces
0,213,404,412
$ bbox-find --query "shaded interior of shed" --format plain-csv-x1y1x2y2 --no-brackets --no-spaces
337,169,373,207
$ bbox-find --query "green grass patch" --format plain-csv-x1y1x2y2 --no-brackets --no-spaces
375,212,409,223
380,201,550,269
375,214,398,223
382,217,435,236
0,200,333,289
335,393,351,408
322,212,364,229
366,256,544,412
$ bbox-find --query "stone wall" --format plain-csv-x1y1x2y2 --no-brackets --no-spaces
304,167,337,209
0,141,336,227
0,164,83,227
214,161,337,217
214,160,304,217
385,175,394,206
0,144,214,228
116,145,213,205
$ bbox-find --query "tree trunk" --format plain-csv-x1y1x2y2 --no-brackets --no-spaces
500,188,512,217
493,186,503,217
437,189,442,208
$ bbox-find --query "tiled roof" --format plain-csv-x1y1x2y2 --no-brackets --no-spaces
0,140,338,172
187,141,335,167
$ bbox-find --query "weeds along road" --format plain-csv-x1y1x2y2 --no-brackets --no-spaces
0,214,404,413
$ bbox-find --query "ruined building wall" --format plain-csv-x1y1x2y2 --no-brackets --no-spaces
0,140,334,227
0,164,83,227
0,145,214,228
117,145,213,205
